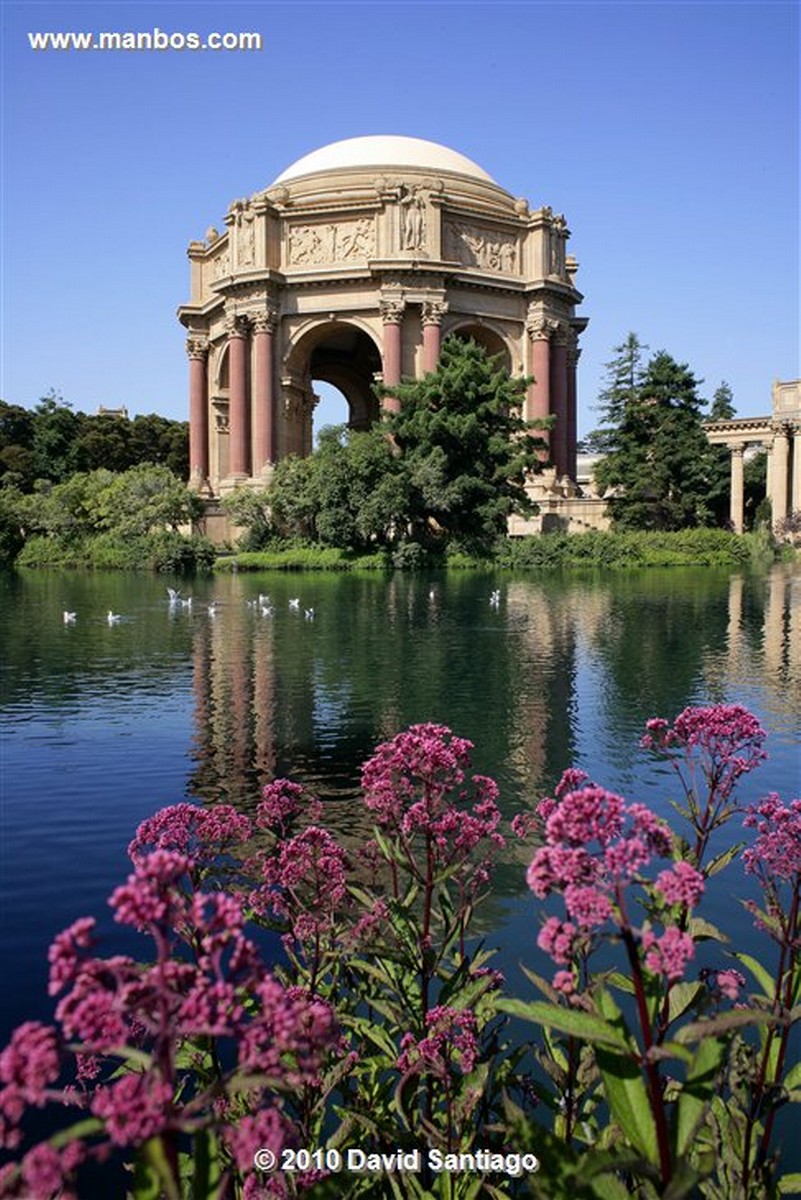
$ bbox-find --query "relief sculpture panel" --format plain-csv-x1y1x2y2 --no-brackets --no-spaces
444,220,518,274
287,218,376,266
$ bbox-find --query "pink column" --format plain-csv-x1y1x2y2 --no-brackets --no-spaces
186,336,208,487
252,311,277,474
421,299,447,373
566,332,580,481
526,319,551,461
380,297,404,413
227,317,249,477
551,327,569,478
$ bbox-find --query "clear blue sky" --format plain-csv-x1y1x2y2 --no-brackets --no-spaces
1,0,798,438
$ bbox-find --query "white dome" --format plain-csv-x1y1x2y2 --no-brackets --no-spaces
273,136,495,184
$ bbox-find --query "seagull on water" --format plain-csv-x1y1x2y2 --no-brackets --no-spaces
289,597,300,610
304,608,315,621
107,610,122,624
167,587,181,605
63,611,77,624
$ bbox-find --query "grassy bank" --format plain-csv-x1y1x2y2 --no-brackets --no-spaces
218,528,780,573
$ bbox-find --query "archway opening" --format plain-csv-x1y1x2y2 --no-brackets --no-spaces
312,381,350,446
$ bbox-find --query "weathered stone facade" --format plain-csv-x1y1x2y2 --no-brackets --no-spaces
177,136,588,504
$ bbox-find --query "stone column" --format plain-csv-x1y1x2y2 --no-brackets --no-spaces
421,299,447,373
792,424,801,515
252,310,277,476
728,444,745,533
186,335,209,488
566,329,580,481
380,294,405,413
551,324,570,477
525,318,551,460
227,315,250,479
770,425,789,526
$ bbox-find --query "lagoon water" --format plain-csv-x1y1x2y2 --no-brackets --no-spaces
1,564,800,1125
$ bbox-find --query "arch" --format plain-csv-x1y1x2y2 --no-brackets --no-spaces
446,321,513,372
284,319,384,439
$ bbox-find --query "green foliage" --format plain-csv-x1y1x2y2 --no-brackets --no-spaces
709,381,736,421
589,341,730,531
497,528,754,570
0,394,189,491
382,337,546,552
6,465,211,571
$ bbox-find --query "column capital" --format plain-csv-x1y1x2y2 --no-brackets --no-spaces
727,443,746,457
525,315,557,342
421,298,448,327
186,334,209,360
225,312,250,339
251,308,278,335
552,321,572,348
380,295,405,324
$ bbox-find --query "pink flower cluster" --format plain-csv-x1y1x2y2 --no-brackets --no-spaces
360,724,505,890
641,704,767,800
0,841,339,1198
397,1006,479,1077
526,768,704,986
743,793,801,882
252,824,349,940
128,802,252,871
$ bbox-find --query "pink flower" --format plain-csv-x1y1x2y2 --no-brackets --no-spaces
91,1072,173,1145
0,1023,60,1103
545,786,626,848
397,1007,478,1077
110,850,192,931
537,917,579,965
654,862,705,908
642,926,695,981
743,794,801,881
552,970,576,995
48,918,96,996
564,884,613,928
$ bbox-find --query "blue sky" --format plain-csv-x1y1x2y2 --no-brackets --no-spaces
1,0,798,437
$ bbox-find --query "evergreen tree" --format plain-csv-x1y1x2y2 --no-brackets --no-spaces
382,336,546,551
706,381,737,525
585,333,648,454
594,349,715,530
710,380,736,421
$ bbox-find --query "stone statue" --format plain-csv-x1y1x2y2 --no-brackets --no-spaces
400,186,425,250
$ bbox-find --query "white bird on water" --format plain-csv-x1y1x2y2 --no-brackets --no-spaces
304,608,315,621
63,611,76,624
489,589,501,608
260,603,274,617
289,597,300,611
107,610,122,624
167,587,181,605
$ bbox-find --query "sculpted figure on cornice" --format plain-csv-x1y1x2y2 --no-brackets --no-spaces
287,218,375,266
209,241,231,280
399,185,426,251
444,220,518,274
548,215,567,277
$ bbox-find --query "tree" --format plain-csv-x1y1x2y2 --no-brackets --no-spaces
585,333,648,454
706,381,737,525
593,348,716,530
382,336,546,552
710,380,736,421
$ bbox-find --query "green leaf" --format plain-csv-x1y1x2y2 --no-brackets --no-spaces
777,1174,801,1195
596,1044,660,1165
705,842,745,878
677,1008,784,1043
674,1036,726,1155
497,998,629,1049
133,1138,181,1200
733,952,776,999
783,1060,801,1091
686,917,729,943
667,981,704,1025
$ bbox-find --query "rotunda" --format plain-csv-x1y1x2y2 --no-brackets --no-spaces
178,136,588,499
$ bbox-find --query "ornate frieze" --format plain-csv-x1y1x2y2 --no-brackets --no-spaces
444,220,518,274
210,244,231,280
287,217,375,266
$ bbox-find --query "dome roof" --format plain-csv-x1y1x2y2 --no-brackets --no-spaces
273,136,495,184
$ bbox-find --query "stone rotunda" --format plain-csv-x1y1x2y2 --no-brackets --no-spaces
178,135,593,527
